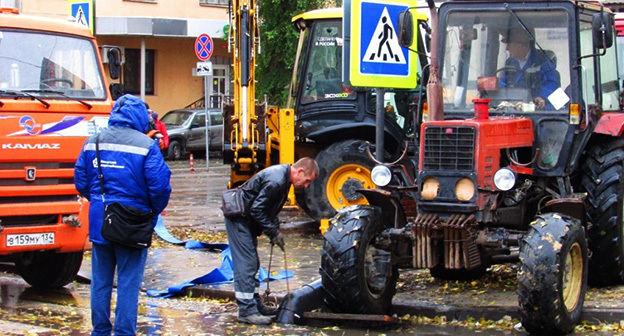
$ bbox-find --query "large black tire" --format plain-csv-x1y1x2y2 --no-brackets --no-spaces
298,140,376,221
320,205,398,314
580,139,624,286
168,140,182,160
16,251,84,289
518,213,587,335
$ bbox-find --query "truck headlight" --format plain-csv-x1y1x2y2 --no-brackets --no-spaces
371,165,392,187
494,168,516,191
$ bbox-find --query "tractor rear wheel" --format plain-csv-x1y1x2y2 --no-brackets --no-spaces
518,213,587,335
297,140,376,221
580,139,624,286
16,251,84,289
320,205,398,314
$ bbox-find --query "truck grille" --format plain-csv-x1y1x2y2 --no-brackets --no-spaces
423,126,476,171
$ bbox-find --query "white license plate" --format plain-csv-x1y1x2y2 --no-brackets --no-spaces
6,232,55,247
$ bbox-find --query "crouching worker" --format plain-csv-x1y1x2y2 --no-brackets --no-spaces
223,158,318,325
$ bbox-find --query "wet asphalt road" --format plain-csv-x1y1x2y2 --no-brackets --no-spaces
2,155,624,335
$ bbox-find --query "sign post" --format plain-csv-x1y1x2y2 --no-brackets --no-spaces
194,34,214,169
343,0,419,161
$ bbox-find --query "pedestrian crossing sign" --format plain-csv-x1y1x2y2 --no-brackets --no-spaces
345,0,418,88
68,0,94,34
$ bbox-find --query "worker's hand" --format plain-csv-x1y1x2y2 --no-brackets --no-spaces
146,129,160,139
158,139,166,150
534,96,546,109
271,232,285,252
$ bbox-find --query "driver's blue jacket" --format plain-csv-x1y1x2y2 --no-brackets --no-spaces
500,49,560,109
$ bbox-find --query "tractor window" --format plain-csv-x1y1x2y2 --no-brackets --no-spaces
299,21,355,104
580,21,621,112
441,9,570,113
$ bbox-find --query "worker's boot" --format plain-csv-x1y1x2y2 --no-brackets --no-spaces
258,302,278,316
238,313,272,325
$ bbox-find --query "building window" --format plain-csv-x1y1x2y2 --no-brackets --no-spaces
123,49,155,95
200,0,228,6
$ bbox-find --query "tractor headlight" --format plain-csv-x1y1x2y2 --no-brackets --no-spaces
371,165,392,187
455,178,475,201
494,168,516,191
421,177,440,200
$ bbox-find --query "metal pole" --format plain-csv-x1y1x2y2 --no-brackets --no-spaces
375,88,385,162
204,72,210,170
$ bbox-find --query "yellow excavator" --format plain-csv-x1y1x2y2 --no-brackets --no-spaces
223,2,430,229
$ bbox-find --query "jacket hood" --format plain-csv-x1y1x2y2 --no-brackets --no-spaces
108,94,149,132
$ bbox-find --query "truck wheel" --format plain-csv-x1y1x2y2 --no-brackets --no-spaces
16,251,84,289
320,205,397,314
168,140,182,160
299,140,376,221
518,213,587,335
580,139,624,286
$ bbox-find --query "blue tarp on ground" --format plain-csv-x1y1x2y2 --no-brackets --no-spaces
147,216,293,298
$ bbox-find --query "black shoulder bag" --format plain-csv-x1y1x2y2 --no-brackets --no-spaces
221,181,247,218
96,134,154,250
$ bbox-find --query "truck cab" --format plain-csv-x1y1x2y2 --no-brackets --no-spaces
0,8,117,288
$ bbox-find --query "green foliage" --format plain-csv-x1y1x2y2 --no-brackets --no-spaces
256,0,341,106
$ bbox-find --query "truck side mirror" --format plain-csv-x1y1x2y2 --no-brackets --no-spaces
109,83,123,100
107,48,122,80
593,12,614,49
398,10,413,48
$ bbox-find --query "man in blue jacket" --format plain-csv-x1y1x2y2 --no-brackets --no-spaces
224,158,318,325
75,94,171,336
499,28,560,110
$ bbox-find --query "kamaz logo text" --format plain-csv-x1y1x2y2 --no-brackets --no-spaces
2,143,61,149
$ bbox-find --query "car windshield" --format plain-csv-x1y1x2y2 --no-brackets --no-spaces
0,29,106,99
161,111,193,126
441,8,570,112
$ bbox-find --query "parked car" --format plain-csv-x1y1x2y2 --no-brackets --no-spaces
160,108,223,160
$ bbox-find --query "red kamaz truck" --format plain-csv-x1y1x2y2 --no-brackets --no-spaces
0,7,119,288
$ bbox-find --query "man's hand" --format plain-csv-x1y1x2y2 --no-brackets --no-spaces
534,96,546,109
271,232,285,252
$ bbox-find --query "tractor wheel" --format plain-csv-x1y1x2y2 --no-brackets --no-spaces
580,139,624,286
518,213,587,335
298,140,376,221
168,140,182,160
16,251,84,289
320,205,398,314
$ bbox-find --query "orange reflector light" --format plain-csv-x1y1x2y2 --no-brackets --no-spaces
422,102,429,122
569,103,580,125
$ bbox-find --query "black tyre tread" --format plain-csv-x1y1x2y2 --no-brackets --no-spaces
320,205,397,314
300,140,376,221
168,140,182,160
16,251,84,289
580,139,624,286
517,213,587,335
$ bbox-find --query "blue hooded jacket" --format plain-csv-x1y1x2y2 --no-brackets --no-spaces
74,94,172,244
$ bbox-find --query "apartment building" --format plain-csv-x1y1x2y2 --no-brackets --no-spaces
13,0,231,116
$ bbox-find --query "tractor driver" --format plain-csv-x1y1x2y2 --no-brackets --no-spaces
499,28,560,110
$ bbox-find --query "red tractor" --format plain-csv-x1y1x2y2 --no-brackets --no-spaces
320,0,624,334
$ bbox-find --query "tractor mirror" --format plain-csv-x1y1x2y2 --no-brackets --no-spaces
398,10,414,48
592,12,614,49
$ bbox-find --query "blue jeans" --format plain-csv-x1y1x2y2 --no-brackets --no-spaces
91,243,148,336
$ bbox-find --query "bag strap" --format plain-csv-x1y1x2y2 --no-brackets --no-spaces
95,133,106,203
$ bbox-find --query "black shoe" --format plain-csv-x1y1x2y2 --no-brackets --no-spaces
238,313,272,325
258,302,279,316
